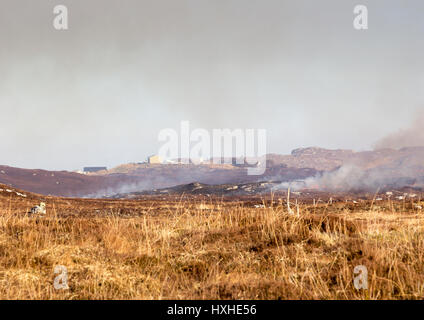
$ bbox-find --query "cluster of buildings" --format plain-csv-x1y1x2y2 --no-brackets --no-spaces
80,155,258,174
80,155,163,174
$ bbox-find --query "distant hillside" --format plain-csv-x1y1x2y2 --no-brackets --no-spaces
0,146,423,197
268,146,424,172
267,147,354,171
0,166,139,197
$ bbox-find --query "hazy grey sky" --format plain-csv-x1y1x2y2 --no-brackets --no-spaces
1,0,423,170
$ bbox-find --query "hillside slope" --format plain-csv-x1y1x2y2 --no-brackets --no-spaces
0,146,423,197
0,166,140,197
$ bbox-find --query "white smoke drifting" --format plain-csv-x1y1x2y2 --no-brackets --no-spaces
375,113,424,150
282,165,410,192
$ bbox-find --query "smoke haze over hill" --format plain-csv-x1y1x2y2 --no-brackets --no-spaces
375,112,424,150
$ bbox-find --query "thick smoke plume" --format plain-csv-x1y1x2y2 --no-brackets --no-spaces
276,114,424,193
280,164,421,192
284,115,424,192
375,113,424,150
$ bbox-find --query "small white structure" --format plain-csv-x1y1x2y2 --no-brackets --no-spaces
148,155,162,164
30,202,46,215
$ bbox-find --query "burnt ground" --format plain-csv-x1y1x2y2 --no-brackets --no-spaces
2,182,423,219
111,180,424,204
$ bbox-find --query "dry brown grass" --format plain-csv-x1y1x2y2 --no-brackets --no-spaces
0,196,424,300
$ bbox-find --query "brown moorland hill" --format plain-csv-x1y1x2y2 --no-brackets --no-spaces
0,166,141,197
1,147,423,197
